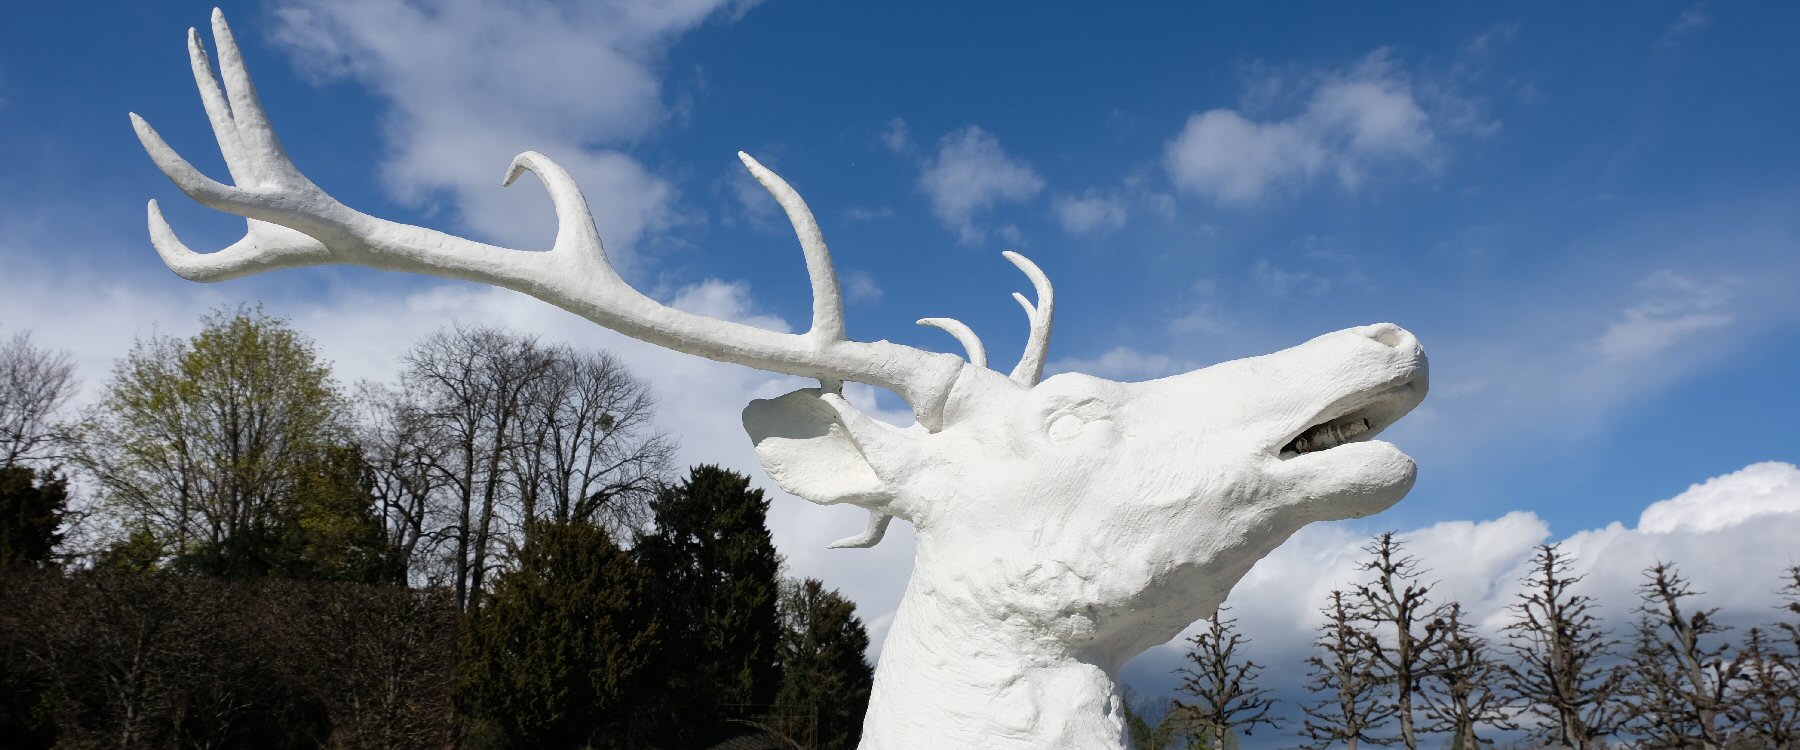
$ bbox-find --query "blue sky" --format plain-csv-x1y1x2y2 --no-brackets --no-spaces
4,0,1799,737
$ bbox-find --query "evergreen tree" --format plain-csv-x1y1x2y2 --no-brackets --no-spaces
0,466,66,568
775,577,875,750
458,520,658,749
1171,608,1279,749
633,465,785,743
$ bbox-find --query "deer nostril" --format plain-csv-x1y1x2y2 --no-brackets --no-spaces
1358,323,1414,350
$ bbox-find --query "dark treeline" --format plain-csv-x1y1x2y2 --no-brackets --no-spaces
1128,534,1800,750
0,310,874,749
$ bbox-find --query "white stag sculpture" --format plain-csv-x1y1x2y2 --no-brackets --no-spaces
135,12,1428,749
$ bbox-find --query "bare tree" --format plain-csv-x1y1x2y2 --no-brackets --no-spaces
1621,561,1739,750
1352,532,1449,750
1301,589,1395,750
355,382,449,585
397,325,553,611
1422,602,1515,748
509,346,672,538
1171,608,1280,749
1501,544,1626,750
1726,627,1798,750
0,330,77,468
390,326,671,610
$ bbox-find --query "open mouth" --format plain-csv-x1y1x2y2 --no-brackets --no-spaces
1277,379,1422,460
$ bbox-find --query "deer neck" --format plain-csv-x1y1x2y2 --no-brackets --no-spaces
858,549,1128,750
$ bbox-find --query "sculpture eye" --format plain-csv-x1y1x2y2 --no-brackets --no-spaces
1047,411,1085,443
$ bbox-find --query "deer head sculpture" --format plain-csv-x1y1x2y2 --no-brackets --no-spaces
134,12,1427,748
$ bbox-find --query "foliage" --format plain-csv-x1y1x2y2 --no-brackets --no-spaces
0,466,66,568
77,306,366,579
773,577,876,750
633,465,785,744
458,519,658,749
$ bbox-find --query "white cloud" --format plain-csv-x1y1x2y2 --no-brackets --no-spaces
917,126,1044,245
266,0,750,262
1123,461,1800,719
1047,345,1193,382
1596,269,1739,361
1053,191,1129,234
843,270,884,304
1638,461,1800,534
1164,49,1437,205
1663,4,1712,44
1252,258,1331,298
879,117,911,154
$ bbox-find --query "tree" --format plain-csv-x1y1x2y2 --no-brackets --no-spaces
0,466,66,568
1725,627,1798,749
774,577,875,750
457,519,658,749
0,330,77,469
1352,532,1449,750
1171,608,1279,749
1501,544,1625,750
510,347,673,537
1621,561,1739,750
78,307,359,578
633,465,785,744
1421,603,1514,748
384,326,670,608
392,325,554,610
1301,589,1395,750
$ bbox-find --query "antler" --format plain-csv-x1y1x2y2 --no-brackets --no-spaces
1003,251,1054,386
133,10,966,422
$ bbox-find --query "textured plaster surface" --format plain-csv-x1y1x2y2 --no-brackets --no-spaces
138,12,1429,749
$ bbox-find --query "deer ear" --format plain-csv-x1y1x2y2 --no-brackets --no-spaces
741,388,896,509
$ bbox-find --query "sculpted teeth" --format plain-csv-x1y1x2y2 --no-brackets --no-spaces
1287,417,1372,455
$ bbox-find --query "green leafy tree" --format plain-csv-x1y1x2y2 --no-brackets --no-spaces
78,307,370,580
457,519,658,749
0,466,66,568
774,577,875,750
633,465,785,743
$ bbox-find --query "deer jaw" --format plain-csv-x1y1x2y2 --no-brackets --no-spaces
744,322,1425,747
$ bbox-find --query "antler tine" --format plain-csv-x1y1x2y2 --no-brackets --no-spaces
917,318,987,368
503,151,608,263
1002,251,1055,386
738,153,847,343
829,511,894,549
137,11,971,423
